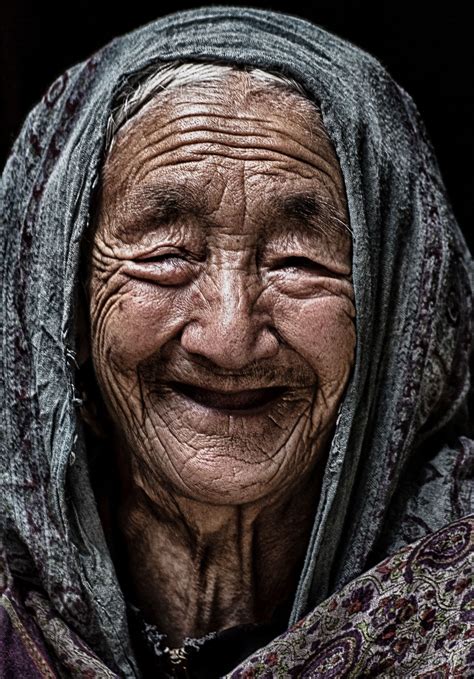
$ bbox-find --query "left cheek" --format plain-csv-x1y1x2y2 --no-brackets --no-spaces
275,296,356,382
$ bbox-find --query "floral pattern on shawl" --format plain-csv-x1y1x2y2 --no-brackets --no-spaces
227,516,473,678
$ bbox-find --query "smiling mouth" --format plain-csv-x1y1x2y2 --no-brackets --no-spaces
169,382,286,413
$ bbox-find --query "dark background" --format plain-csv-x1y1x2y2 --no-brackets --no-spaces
1,1,472,251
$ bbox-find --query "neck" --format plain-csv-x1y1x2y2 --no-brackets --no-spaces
100,447,322,648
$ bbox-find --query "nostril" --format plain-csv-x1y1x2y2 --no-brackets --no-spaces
267,325,283,346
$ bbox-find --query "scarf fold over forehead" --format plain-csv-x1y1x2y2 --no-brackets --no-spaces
1,5,472,675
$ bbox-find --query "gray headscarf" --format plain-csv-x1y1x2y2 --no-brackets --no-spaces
1,6,472,676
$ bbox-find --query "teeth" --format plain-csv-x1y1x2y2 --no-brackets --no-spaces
171,383,284,411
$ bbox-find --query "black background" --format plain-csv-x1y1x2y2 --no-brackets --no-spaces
1,1,472,250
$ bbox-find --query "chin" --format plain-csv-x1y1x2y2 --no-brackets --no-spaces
135,434,318,507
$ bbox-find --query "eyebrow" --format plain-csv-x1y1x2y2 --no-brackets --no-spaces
112,184,206,241
130,185,204,224
268,192,350,240
275,192,321,221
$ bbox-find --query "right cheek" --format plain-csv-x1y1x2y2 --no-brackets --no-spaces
92,281,186,370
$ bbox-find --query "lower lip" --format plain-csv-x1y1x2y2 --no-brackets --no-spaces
169,382,287,416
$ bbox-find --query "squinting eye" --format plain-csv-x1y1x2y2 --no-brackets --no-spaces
126,252,194,286
140,254,186,264
279,256,326,272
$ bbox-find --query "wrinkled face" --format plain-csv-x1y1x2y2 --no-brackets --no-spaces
88,76,356,505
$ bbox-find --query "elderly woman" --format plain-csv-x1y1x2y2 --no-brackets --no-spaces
1,6,472,678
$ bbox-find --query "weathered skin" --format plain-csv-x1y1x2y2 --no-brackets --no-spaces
87,73,356,645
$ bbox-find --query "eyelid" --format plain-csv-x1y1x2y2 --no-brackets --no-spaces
272,256,329,272
266,253,351,278
138,252,187,263
280,256,319,266
123,250,196,286
134,246,188,259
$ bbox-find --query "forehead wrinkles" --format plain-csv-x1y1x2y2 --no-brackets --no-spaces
99,77,347,226
108,114,329,169
103,76,332,172
103,112,342,206
114,71,323,142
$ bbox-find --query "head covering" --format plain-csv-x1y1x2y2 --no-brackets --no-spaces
1,5,472,677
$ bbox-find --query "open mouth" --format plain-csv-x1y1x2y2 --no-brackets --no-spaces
169,382,286,413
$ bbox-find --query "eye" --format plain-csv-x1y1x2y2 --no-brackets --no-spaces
140,253,186,264
278,256,328,273
126,252,195,286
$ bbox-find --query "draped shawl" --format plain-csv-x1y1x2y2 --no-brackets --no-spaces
1,5,472,676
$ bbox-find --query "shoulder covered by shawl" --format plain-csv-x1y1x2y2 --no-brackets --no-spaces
228,516,474,678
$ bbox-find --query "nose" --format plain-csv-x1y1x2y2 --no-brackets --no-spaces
180,270,279,370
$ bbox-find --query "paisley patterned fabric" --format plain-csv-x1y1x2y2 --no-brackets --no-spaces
227,517,474,678
1,5,472,677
